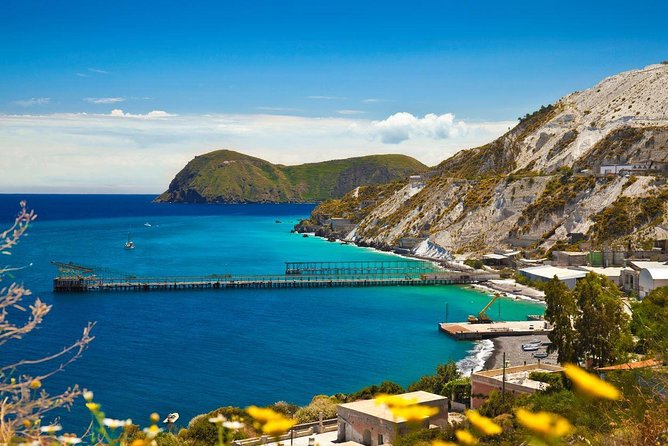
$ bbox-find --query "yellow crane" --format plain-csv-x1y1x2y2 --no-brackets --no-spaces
468,293,500,324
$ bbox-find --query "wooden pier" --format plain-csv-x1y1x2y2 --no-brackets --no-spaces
51,261,499,292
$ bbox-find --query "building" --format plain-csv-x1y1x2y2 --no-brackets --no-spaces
336,391,448,446
552,251,588,267
576,266,624,286
471,364,563,409
409,175,425,188
623,260,668,296
519,265,587,289
639,264,668,297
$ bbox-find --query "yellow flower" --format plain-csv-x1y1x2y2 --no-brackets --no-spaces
246,406,284,423
29,379,41,390
143,424,162,439
374,394,418,408
85,402,101,412
455,429,477,445
22,420,32,428
150,412,160,423
515,408,573,439
261,417,296,436
563,363,621,400
431,441,457,446
466,410,502,436
389,404,439,423
131,440,146,446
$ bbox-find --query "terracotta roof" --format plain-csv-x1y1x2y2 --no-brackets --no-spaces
596,359,662,371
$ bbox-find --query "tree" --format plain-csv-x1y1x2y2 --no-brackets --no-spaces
407,361,460,395
543,277,578,363
573,273,632,368
0,202,95,443
631,286,668,356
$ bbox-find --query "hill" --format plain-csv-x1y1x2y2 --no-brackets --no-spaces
300,63,668,256
155,150,427,203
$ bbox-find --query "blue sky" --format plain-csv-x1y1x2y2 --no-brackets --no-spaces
1,0,667,192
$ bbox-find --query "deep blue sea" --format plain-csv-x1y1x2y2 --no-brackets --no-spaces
0,194,543,431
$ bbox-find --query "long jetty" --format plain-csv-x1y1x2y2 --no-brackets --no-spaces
51,260,500,292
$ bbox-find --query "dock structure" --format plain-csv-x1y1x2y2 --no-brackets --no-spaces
51,261,499,292
439,321,552,340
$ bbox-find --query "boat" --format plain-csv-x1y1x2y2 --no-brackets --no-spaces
124,233,135,249
533,352,549,359
144,222,152,227
522,343,540,351
275,220,282,224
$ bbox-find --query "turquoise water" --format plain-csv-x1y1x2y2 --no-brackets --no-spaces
1,195,543,430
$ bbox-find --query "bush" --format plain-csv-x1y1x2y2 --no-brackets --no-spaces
345,381,405,401
294,395,339,423
464,258,484,270
528,371,564,392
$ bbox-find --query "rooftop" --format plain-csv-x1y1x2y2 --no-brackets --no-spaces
474,364,564,391
642,266,668,280
577,266,624,277
338,391,446,423
520,265,587,280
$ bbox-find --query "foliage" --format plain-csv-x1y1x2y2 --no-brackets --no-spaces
573,273,633,367
293,395,339,423
181,407,252,446
0,203,95,445
477,390,522,418
463,259,483,270
407,361,461,395
631,286,668,356
543,277,578,363
344,381,405,402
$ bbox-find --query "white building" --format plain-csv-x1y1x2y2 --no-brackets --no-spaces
519,265,587,289
638,265,668,297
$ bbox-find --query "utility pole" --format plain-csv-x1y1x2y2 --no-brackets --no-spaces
501,352,507,403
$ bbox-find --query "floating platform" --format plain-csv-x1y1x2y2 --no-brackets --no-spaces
439,321,551,340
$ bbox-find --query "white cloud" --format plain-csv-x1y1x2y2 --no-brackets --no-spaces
109,109,174,118
0,111,514,193
14,97,50,107
369,112,468,144
362,98,384,103
86,97,126,104
88,68,109,74
337,109,366,115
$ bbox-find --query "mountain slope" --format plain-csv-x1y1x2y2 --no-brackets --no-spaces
156,150,427,203
301,63,668,256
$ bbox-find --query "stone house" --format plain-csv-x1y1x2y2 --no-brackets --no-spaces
336,391,448,446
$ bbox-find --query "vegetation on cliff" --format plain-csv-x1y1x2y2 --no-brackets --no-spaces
156,150,427,203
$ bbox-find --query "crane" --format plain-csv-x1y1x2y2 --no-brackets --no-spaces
468,293,500,324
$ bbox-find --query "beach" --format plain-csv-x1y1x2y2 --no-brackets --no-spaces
484,335,558,370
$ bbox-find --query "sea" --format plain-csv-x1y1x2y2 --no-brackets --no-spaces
0,194,544,431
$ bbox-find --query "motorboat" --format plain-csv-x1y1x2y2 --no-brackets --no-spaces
124,233,135,249
533,352,549,359
522,343,540,351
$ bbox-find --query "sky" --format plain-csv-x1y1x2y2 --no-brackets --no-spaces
1,0,667,193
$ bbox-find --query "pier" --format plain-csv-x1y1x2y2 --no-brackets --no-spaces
439,321,552,340
51,261,499,292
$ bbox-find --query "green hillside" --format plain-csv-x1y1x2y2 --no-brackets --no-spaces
155,150,427,203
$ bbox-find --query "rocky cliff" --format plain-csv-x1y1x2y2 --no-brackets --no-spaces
301,63,668,256
156,150,427,203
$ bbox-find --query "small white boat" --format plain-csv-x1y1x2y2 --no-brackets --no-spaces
522,343,540,351
144,222,152,227
533,352,549,359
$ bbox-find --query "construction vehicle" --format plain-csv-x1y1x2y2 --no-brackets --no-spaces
467,293,500,324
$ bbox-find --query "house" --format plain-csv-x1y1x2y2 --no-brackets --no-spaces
336,391,448,446
409,175,425,188
519,265,587,289
471,364,563,409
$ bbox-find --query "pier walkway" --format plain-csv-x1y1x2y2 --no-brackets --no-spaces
51,261,499,292
439,321,552,340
